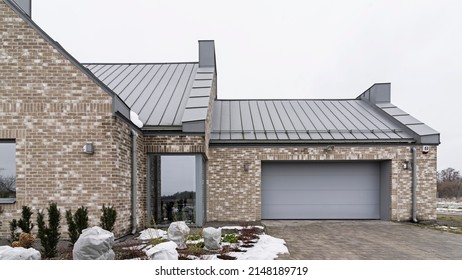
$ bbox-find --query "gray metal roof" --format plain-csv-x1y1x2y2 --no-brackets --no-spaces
376,103,440,144
83,63,213,128
210,99,416,143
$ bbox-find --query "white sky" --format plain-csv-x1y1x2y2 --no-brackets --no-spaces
30,0,462,172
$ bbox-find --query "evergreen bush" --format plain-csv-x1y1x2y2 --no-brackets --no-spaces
65,205,89,245
18,206,34,233
37,202,61,259
99,204,117,232
9,206,34,242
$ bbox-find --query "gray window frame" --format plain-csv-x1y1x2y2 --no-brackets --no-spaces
0,140,16,204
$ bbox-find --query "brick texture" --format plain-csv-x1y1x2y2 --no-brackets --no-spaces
0,1,140,238
207,145,437,222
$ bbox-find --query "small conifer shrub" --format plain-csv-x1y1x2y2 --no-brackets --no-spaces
99,204,117,232
9,206,34,242
66,205,89,245
37,202,61,259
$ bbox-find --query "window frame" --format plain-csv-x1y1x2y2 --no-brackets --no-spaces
0,140,17,204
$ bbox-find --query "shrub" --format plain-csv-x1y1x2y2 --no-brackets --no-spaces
9,206,34,242
99,204,117,232
9,219,19,242
18,206,34,233
222,233,239,243
66,206,89,245
37,202,61,259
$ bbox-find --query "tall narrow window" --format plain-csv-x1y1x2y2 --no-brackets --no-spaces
147,154,203,226
0,141,16,203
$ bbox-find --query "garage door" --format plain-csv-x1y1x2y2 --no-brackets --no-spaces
261,161,380,219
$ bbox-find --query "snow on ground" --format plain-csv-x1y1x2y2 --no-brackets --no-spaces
137,228,167,240
134,227,288,260
219,226,265,230
437,201,462,213
229,235,289,260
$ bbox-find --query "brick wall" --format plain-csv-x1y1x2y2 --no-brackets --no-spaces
207,145,437,222
0,1,135,238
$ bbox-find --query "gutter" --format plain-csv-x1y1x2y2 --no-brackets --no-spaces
411,146,418,223
131,130,138,234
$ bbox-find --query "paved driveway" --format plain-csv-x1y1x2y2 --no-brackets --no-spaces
263,220,462,259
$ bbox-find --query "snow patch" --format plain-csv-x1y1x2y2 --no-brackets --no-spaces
230,234,289,260
220,226,265,230
137,228,167,240
130,110,143,128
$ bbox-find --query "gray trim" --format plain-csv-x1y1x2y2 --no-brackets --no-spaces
357,83,391,104
195,155,204,226
0,198,16,204
11,0,30,17
380,161,391,220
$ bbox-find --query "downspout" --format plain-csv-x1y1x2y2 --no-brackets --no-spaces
131,130,138,234
411,146,418,223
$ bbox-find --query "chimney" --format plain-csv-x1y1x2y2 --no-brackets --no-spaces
12,0,31,17
198,40,216,68
357,83,391,104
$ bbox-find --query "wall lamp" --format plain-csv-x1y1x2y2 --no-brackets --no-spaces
244,163,251,172
402,160,411,170
324,145,335,152
83,143,95,155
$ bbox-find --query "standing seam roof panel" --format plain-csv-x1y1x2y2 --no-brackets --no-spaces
353,101,409,139
160,63,196,126
257,101,278,140
344,101,393,139
332,101,377,140
291,101,322,140
323,101,366,140
240,100,256,140
147,64,187,125
123,65,162,106
117,65,153,101
220,101,231,140
248,101,267,140
265,101,289,140
273,101,300,140
282,101,312,140
230,101,243,140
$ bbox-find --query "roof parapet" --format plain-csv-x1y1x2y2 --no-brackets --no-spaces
199,40,216,69
357,83,391,104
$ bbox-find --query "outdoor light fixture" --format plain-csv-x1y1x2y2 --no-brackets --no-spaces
244,163,250,172
324,145,335,152
402,160,411,170
83,143,94,155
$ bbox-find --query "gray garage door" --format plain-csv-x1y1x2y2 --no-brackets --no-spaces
262,161,380,219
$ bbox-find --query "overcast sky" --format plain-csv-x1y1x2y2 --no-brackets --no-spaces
30,0,462,172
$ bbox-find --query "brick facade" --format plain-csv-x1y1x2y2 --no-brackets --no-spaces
207,145,437,222
0,1,138,238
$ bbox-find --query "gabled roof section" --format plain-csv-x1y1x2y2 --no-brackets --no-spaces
2,0,131,122
83,62,198,128
84,41,216,133
211,99,414,143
